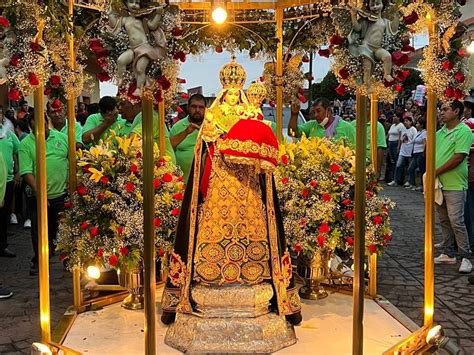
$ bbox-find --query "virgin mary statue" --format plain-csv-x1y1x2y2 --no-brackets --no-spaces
161,58,301,353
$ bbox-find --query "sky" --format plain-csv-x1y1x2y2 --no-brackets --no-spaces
100,35,429,98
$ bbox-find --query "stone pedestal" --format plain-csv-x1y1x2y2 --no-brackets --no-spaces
164,283,297,353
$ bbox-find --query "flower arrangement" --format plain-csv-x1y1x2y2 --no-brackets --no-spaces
56,133,185,271
275,137,394,259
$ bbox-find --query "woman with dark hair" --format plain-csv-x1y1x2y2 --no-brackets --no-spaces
407,119,427,191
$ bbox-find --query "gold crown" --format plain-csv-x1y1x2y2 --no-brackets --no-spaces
219,57,247,90
247,82,267,106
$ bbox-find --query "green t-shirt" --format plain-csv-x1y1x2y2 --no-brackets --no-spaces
82,113,126,145
169,117,199,182
129,112,176,164
435,123,473,191
54,120,83,144
120,119,136,137
298,118,356,145
0,128,20,182
351,120,387,155
19,130,69,199
0,154,6,203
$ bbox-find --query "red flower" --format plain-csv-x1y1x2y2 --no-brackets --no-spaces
30,42,41,52
442,60,454,71
97,248,104,258
298,95,307,104
80,221,89,230
281,154,289,165
120,247,129,256
100,176,109,185
403,11,419,25
384,234,392,241
319,223,330,234
391,51,409,67
310,180,318,188
329,35,343,46
97,71,111,82
395,85,403,92
346,237,354,246
294,242,302,253
342,198,351,206
97,57,108,68
395,70,410,82
181,93,189,99
82,164,91,173
130,163,139,174
372,216,383,225
7,88,20,101
337,176,345,184
335,83,346,97
59,253,68,262
368,244,377,254
454,72,465,83
173,192,184,200
269,100,276,108
173,51,186,63
178,78,186,84
445,87,455,98
401,44,415,53
339,67,349,80
44,87,52,96
318,49,330,58
97,192,105,200
344,210,355,220
317,235,326,247
28,72,39,86
171,27,183,37
77,186,87,195
454,88,465,100
259,76,265,82
117,227,123,235
154,217,162,228
322,193,331,202
109,255,119,267
49,75,61,86
89,38,103,52
125,182,135,193
154,89,163,103
0,16,10,28
299,218,307,227
64,201,73,209
94,48,110,59
301,189,309,198
171,208,180,216
458,48,467,57
162,173,173,183
153,179,161,189
215,46,223,53
177,176,184,182
157,76,171,90
366,190,374,199
51,98,62,110
384,78,396,87
158,249,166,257
9,55,20,67
90,227,99,237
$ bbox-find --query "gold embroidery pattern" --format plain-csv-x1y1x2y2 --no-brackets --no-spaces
168,250,187,288
287,287,302,314
162,287,181,311
218,139,278,161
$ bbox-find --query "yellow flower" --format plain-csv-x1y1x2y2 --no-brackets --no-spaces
136,192,143,202
88,167,104,183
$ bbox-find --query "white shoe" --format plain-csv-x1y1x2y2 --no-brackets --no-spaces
387,181,397,187
23,219,31,229
434,242,442,248
415,186,424,192
459,258,472,273
403,182,410,187
10,214,18,224
434,254,457,264
405,185,416,190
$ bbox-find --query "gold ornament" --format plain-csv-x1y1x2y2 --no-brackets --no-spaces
219,56,247,90
247,82,267,107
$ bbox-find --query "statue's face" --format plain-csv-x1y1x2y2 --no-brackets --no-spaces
125,0,141,10
224,89,240,107
368,0,383,12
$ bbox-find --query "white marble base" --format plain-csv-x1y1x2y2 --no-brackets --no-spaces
62,285,412,354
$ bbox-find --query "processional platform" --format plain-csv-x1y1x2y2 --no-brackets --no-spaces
60,284,415,354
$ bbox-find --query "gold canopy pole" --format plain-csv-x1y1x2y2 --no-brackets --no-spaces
353,89,367,355
158,100,166,156
67,0,82,312
34,20,51,345
424,12,436,328
275,6,283,143
369,94,378,298
142,92,156,355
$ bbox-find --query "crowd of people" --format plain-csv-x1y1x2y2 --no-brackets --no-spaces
1,91,473,299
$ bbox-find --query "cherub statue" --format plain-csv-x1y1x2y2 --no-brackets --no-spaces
0,28,10,85
107,0,167,96
348,0,399,90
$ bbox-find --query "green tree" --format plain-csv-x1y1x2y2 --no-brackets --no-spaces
311,71,347,101
401,68,424,97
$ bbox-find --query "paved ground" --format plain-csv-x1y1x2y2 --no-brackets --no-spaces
0,186,473,354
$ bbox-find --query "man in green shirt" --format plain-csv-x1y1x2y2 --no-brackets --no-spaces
82,96,126,146
117,99,138,137
0,119,20,257
288,98,355,145
170,94,206,182
119,99,176,163
47,102,83,150
433,100,473,273
20,113,69,275
0,153,13,298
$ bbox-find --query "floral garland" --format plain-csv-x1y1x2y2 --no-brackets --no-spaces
329,4,414,102
56,133,185,271
275,137,394,258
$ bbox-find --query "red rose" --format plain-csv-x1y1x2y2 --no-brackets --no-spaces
158,249,166,257
401,44,415,53
100,176,109,185
391,51,409,67
0,16,10,28
162,173,173,183
7,88,20,101
384,234,392,241
181,93,189,99
458,48,467,57
442,60,454,71
344,210,355,220
445,87,455,98
130,163,139,174
280,177,289,184
173,51,186,63
318,49,330,58
154,217,162,228
44,87,52,96
171,27,183,37
171,208,180,216
366,190,373,199
342,198,351,206
119,247,129,256
178,78,186,84
329,35,343,46
154,90,163,103
173,192,184,200
30,42,41,52
346,237,354,246
372,216,383,225
317,235,326,247
90,227,99,237
97,192,105,200
319,223,330,234
395,84,403,93
51,98,62,110
94,48,110,59
49,75,61,86
294,242,302,253
322,193,331,202
403,11,419,25
310,180,318,188
177,176,184,182
157,76,171,91
298,95,307,104
153,179,161,189
109,255,119,267
9,55,20,67
77,186,87,195
215,46,223,53
97,248,104,258
454,72,465,83
125,182,135,193
395,70,410,82
368,244,377,254
269,100,276,108
89,38,103,52
64,201,73,209
281,155,289,165
335,83,346,97
97,71,111,82
454,88,465,100
339,67,349,80
82,164,91,173
80,221,89,230
337,176,345,184
28,72,39,86
302,54,310,63
97,57,108,68
117,226,123,235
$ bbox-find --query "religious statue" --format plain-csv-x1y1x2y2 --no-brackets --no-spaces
247,81,267,115
161,59,301,353
348,0,399,89
107,0,166,95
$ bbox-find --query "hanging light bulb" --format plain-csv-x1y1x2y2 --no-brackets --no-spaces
211,0,227,24
87,265,101,280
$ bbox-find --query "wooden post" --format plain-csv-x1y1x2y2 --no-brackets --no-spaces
275,6,283,143
158,100,166,156
369,94,378,298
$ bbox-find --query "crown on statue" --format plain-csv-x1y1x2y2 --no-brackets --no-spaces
247,82,267,106
219,57,247,90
